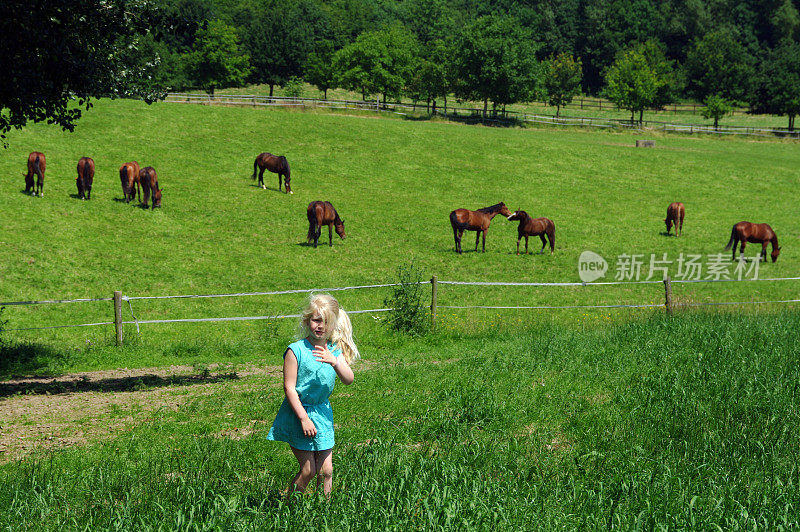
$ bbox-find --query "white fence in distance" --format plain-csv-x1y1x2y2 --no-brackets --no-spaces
163,93,800,140
2,277,800,344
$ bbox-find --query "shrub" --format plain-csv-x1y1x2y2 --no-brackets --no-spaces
283,77,304,98
383,262,428,335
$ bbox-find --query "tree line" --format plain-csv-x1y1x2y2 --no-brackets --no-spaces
2,0,800,141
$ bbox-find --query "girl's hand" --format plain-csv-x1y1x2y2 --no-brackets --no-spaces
312,345,338,367
301,416,317,437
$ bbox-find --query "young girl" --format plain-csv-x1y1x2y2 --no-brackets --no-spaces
266,294,358,497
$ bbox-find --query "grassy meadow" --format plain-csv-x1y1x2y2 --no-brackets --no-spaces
0,98,798,372
1,99,799,528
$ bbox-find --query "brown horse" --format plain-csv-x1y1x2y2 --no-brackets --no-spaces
24,152,46,196
120,161,141,203
449,202,511,254
139,167,162,209
252,152,292,194
76,157,95,200
307,201,345,248
507,211,556,255
724,221,780,262
665,202,685,236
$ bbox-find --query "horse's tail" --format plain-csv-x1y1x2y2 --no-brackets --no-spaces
252,157,258,179
548,219,556,252
307,205,317,242
724,224,737,250
449,210,467,232
33,155,42,180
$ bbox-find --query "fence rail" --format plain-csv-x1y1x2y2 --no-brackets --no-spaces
3,276,799,343
163,93,800,139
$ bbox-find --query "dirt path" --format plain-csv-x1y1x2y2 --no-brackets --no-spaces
0,364,281,463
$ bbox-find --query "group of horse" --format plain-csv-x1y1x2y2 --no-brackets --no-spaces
25,148,782,262
447,200,780,263
120,161,162,209
449,202,556,255
251,152,347,249
23,151,162,208
663,202,781,262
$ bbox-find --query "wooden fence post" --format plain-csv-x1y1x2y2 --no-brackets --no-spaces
430,275,438,329
663,277,673,315
114,291,123,346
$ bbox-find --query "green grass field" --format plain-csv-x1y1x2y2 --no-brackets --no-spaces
1,98,798,373
1,99,799,529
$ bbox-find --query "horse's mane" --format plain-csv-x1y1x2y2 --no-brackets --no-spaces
478,203,505,214
514,210,530,220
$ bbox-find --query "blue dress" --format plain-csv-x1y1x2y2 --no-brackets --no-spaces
266,339,342,451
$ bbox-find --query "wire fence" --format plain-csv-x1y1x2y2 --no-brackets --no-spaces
163,93,800,139
3,276,799,341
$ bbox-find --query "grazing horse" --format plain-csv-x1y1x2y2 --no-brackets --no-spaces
139,166,162,209
120,161,141,203
252,152,292,193
24,152,46,196
76,157,95,200
507,210,556,255
665,202,685,236
449,202,511,254
724,221,781,262
306,201,345,248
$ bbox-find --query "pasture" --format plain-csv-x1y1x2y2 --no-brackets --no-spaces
1,99,799,528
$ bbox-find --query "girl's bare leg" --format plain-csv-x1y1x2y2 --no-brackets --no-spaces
289,447,317,494
314,449,333,497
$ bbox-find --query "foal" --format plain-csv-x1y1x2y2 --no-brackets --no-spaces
507,210,556,255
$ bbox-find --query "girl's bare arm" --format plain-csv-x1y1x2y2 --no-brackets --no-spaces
283,349,317,437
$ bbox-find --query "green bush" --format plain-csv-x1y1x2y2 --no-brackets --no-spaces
283,77,304,98
383,262,428,335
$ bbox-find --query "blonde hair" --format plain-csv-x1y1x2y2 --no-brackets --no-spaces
298,293,359,363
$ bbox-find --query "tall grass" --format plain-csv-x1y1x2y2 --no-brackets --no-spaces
1,311,798,529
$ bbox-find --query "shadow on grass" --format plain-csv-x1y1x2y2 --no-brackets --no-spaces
112,197,137,204
402,112,525,128
0,341,69,381
0,371,239,398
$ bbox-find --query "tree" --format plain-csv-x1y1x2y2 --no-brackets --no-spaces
543,53,583,118
701,94,734,129
0,0,165,145
453,15,540,117
187,20,251,97
305,41,338,99
604,41,677,124
684,29,756,103
334,25,417,103
406,39,454,114
751,41,800,130
398,0,456,45
243,0,329,97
